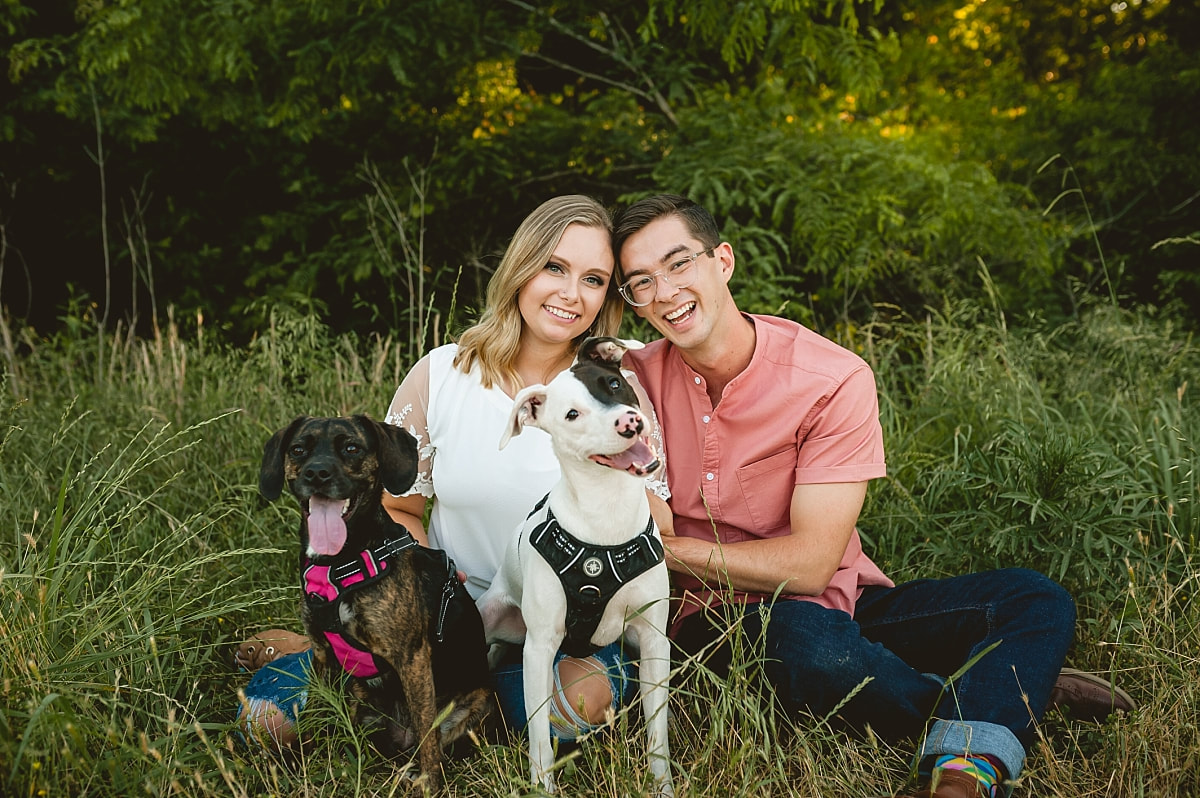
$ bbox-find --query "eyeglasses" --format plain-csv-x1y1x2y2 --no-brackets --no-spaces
618,248,714,307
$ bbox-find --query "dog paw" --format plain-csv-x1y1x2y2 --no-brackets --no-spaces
233,629,311,671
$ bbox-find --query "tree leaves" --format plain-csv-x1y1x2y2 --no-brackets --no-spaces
1,0,1195,336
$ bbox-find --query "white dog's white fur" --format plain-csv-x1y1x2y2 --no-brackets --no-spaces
476,338,674,796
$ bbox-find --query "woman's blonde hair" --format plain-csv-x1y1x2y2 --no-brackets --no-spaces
453,195,623,390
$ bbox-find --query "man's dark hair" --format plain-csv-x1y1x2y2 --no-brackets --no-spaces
613,194,721,273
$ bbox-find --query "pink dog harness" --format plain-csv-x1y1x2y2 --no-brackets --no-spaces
303,534,418,679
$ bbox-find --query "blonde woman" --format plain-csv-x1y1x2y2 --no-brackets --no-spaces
237,195,670,749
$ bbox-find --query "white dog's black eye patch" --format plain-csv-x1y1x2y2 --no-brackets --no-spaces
571,360,639,408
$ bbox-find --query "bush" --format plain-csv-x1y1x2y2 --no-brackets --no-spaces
640,81,1062,327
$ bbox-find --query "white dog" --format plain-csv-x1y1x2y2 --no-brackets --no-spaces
477,337,674,796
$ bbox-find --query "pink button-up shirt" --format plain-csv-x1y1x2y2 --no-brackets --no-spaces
627,315,893,629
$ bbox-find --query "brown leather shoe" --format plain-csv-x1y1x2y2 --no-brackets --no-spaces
1049,667,1136,721
892,769,993,798
232,628,311,671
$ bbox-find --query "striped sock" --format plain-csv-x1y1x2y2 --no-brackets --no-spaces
931,754,1004,797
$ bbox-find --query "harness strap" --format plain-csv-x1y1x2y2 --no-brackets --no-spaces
526,495,663,657
323,630,385,678
434,556,459,643
303,533,418,601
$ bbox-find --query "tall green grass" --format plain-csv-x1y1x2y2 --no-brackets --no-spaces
1,298,1195,796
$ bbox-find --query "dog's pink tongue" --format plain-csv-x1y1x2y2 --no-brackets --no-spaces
307,496,348,556
592,439,660,476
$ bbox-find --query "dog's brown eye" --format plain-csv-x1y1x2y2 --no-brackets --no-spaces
344,442,360,454
289,445,305,457
565,409,579,421
608,377,622,391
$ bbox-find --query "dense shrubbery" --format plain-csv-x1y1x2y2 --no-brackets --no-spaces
642,86,1061,326
2,0,1196,339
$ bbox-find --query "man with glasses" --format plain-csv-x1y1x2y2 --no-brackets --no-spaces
613,194,1134,798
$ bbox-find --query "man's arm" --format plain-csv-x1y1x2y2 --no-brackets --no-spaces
659,481,868,597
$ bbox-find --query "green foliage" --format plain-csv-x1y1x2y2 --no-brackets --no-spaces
1,302,1197,795
863,0,1200,318
5,0,1196,337
7,0,491,141
0,403,283,795
644,0,879,82
863,300,1198,623
637,81,1059,326
1021,43,1200,312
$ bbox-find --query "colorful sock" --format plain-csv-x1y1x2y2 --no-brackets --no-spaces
932,753,1004,797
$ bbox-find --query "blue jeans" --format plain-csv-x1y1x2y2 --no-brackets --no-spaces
491,641,635,738
241,642,635,744
672,568,1076,784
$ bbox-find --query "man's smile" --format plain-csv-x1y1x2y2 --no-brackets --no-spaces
664,301,696,324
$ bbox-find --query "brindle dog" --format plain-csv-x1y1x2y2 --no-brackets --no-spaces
260,415,493,793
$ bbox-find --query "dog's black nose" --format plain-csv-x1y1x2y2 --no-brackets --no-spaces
303,462,334,486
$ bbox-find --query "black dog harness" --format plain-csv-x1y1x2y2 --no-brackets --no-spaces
525,495,664,657
303,530,460,679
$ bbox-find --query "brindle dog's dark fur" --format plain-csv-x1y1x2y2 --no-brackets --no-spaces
260,415,493,793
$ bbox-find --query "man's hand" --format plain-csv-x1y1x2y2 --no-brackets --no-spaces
660,481,869,597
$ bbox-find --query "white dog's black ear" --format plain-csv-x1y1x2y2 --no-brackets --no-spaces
577,336,645,366
499,385,547,449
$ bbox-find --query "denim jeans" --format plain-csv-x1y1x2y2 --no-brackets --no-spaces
241,642,636,745
672,567,1076,784
491,640,636,740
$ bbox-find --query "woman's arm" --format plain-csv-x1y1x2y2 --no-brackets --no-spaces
382,354,437,548
383,491,431,547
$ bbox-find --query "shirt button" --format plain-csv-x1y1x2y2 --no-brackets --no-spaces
694,376,702,385
702,415,711,423
706,473,714,481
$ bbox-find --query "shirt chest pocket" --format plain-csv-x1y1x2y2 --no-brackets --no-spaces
734,448,795,534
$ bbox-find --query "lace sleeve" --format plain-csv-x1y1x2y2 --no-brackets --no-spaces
383,355,436,498
624,368,671,501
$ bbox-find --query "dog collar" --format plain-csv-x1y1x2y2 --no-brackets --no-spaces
526,495,663,657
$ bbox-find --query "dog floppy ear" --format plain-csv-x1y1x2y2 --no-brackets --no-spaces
259,415,310,501
359,416,420,497
499,385,547,449
577,336,645,367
